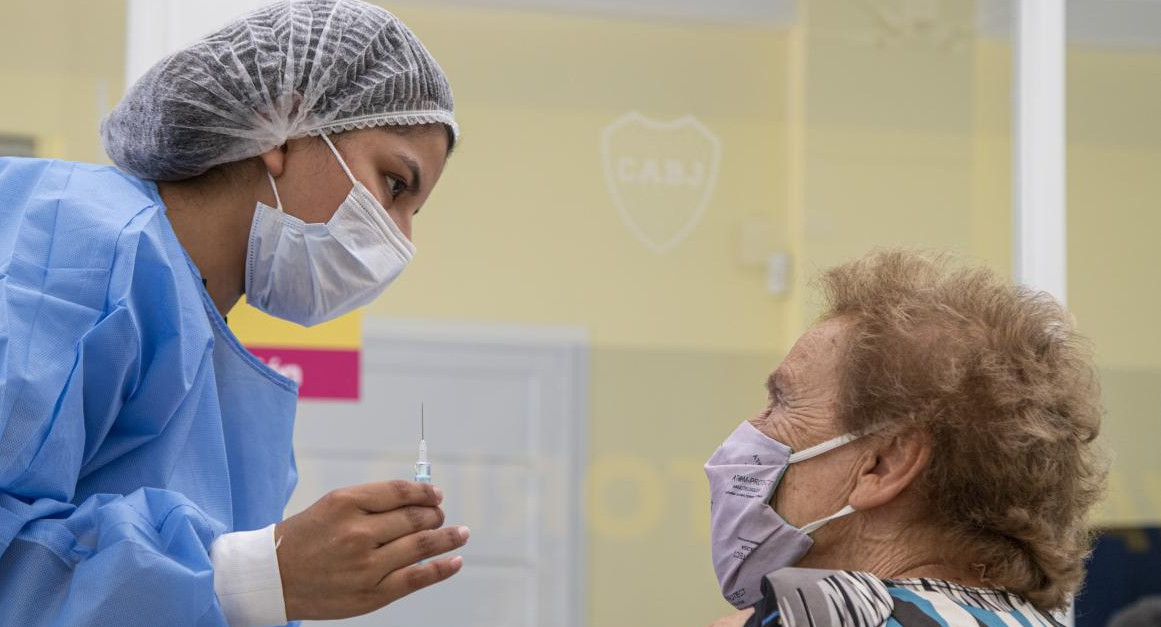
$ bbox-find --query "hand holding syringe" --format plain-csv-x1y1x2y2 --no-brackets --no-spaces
272,400,468,621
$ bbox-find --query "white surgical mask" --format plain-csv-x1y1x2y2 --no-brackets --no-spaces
245,134,415,327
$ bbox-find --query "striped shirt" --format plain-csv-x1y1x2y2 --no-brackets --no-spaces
744,569,1064,627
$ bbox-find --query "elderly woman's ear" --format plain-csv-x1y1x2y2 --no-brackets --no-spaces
848,430,931,512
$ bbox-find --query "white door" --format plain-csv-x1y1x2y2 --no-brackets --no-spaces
287,319,588,627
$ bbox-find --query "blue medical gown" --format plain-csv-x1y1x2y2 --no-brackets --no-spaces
0,158,300,625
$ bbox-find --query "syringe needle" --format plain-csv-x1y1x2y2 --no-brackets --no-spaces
415,403,431,484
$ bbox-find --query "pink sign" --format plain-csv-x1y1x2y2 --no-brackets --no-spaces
247,346,360,401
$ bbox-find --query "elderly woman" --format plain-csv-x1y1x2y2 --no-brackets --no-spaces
706,250,1106,627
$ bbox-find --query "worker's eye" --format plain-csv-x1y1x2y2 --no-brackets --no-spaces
384,174,408,198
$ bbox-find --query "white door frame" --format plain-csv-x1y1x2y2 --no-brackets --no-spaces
1016,4,1071,625
1014,0,1067,305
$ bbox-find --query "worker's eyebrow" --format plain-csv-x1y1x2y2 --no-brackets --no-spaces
396,153,422,191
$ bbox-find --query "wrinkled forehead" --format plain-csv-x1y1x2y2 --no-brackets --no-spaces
779,317,853,383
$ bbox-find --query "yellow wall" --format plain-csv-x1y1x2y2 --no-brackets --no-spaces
783,0,1012,340
367,3,790,355
1065,47,1161,528
0,0,125,162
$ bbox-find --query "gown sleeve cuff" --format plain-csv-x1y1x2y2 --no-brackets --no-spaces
210,524,288,627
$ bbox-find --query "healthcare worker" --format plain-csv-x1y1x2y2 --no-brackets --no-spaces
0,1,468,625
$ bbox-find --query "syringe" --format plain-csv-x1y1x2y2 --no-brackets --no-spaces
415,403,431,483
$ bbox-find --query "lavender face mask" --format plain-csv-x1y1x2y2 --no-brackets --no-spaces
704,421,864,608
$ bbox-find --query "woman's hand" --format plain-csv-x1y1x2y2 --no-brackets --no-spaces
709,608,755,627
274,480,469,621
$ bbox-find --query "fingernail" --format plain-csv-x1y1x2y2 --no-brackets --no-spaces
457,525,471,541
450,556,464,569
433,486,444,501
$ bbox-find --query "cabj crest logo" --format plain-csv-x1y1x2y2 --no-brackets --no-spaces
600,112,723,253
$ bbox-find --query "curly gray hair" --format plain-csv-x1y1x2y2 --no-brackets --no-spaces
818,249,1108,611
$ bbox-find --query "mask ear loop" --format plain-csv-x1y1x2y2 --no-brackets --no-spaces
786,424,888,534
787,433,862,464
319,133,359,187
786,422,887,464
800,504,857,535
265,172,284,211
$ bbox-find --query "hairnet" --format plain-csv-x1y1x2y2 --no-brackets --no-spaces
101,0,457,182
